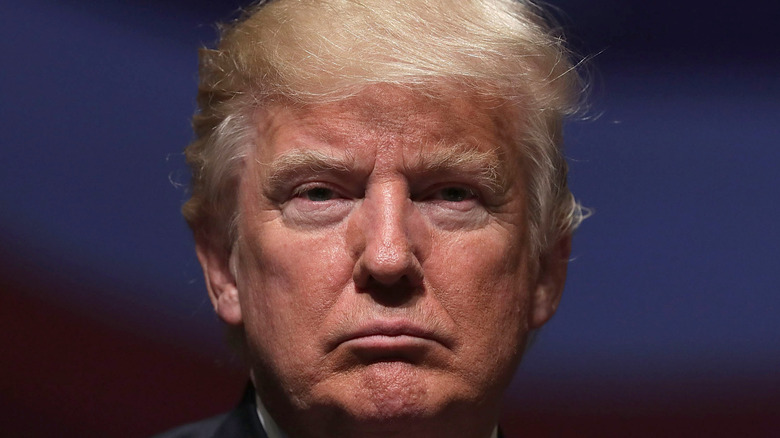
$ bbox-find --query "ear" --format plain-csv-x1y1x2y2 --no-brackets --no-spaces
195,236,243,326
529,235,571,329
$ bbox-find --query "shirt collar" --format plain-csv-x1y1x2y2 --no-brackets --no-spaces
255,392,288,438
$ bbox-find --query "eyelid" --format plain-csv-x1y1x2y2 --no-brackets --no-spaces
293,182,337,197
417,183,480,201
290,181,360,202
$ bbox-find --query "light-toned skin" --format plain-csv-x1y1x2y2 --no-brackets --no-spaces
197,85,570,438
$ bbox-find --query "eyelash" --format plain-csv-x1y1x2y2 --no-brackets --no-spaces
292,184,341,201
292,183,480,199
431,186,477,201
415,184,481,205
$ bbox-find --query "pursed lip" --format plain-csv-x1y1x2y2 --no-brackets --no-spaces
330,319,452,352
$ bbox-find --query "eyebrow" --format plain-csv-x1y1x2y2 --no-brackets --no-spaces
264,149,362,189
262,143,506,194
403,142,505,194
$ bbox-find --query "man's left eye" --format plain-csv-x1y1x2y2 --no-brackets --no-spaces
436,187,477,202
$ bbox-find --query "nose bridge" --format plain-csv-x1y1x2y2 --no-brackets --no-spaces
369,182,411,265
356,180,422,287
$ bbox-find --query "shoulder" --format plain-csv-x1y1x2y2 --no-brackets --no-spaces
151,383,267,438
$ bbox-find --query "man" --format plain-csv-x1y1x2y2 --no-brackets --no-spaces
161,0,585,436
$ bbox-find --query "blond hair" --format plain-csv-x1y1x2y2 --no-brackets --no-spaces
183,0,586,255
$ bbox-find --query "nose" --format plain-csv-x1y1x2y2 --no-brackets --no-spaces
351,183,425,292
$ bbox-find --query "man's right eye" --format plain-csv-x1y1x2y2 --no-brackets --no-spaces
300,187,336,202
283,184,353,227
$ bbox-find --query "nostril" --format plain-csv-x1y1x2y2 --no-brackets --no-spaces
357,275,423,307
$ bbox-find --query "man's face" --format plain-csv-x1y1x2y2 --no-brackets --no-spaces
201,85,566,437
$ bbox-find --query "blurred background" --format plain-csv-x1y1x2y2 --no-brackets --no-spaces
1,0,778,436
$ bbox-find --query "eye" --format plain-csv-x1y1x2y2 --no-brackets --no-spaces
425,186,478,203
290,183,347,203
416,184,488,229
283,183,353,227
300,186,337,202
437,186,476,202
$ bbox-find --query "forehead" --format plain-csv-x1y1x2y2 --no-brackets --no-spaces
256,85,520,163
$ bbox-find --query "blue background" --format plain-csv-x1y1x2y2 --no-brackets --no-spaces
1,0,778,435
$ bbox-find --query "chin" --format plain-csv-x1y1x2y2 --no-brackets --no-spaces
265,360,497,438
328,361,474,423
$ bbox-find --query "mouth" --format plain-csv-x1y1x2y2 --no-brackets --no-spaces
332,320,450,362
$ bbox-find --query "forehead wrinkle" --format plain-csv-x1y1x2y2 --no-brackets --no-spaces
402,141,506,193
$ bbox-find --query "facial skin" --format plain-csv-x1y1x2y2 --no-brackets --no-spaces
198,85,569,438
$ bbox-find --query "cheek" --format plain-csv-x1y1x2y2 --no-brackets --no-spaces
236,221,353,359
429,229,532,343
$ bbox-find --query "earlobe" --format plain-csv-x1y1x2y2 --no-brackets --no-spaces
529,235,571,329
195,237,243,326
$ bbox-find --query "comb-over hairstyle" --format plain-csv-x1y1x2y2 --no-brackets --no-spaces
183,0,587,255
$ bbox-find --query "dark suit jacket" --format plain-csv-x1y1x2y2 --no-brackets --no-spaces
152,384,268,438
